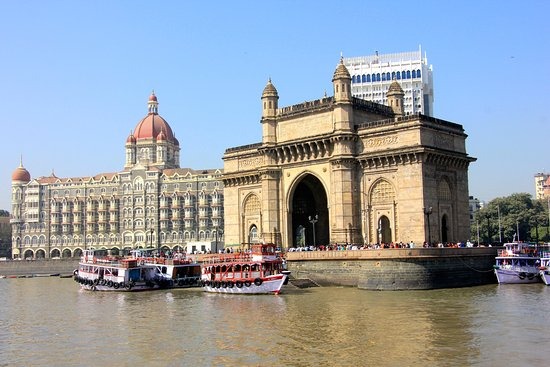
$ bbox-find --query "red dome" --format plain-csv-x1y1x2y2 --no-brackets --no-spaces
133,113,176,143
126,132,136,144
12,166,30,182
149,93,158,102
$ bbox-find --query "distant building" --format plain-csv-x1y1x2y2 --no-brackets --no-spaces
468,196,481,224
10,93,224,259
344,46,434,116
534,173,550,199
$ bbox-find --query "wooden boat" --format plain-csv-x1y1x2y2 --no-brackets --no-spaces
73,249,201,291
200,243,290,295
493,242,541,284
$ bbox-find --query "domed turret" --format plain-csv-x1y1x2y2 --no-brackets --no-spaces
126,131,136,144
332,56,351,103
125,92,181,170
12,159,30,183
261,78,279,144
387,79,405,117
261,78,279,119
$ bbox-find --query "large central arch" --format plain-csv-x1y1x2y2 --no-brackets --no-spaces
289,174,329,247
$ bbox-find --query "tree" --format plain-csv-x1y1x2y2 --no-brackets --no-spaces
471,193,547,243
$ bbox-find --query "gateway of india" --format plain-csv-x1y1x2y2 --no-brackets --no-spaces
222,58,475,249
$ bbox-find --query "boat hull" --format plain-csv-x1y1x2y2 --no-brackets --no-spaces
201,274,288,295
540,270,550,285
494,268,540,284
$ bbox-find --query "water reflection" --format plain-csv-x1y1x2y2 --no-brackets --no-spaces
1,279,549,366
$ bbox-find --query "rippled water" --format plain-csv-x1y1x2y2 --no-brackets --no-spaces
1,278,549,367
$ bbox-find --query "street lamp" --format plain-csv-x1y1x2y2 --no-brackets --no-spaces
424,207,433,245
149,227,154,254
308,215,318,247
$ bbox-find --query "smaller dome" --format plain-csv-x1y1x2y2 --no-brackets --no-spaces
149,92,158,102
262,78,278,98
126,132,136,144
388,79,404,94
12,165,30,182
332,57,351,81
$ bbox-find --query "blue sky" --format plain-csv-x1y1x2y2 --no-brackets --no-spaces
1,0,548,210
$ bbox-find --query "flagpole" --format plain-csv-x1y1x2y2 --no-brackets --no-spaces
497,205,502,243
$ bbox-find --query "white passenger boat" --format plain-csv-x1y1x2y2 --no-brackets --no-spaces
73,249,201,291
538,246,550,285
493,242,541,284
200,243,290,295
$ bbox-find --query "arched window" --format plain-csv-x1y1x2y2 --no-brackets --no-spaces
412,70,417,78
386,72,391,80
249,225,258,243
371,73,376,82
362,74,367,83
417,69,421,78
376,73,381,82
382,73,386,81
396,71,401,80
391,71,396,80
366,74,371,82
407,70,411,79
352,75,356,83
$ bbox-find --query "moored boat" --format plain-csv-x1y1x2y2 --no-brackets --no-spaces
538,246,550,285
74,249,201,291
200,243,290,295
493,242,541,284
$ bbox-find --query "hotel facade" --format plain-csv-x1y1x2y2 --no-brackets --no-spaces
10,93,224,259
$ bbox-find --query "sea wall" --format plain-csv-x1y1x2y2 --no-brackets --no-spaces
285,247,498,290
0,259,79,276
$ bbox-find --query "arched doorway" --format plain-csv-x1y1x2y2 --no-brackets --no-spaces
24,249,34,259
378,215,392,244
441,214,449,243
249,225,258,244
290,175,328,247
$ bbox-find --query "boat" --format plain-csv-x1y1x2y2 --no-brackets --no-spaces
200,243,291,295
493,242,541,284
73,249,201,291
538,245,550,285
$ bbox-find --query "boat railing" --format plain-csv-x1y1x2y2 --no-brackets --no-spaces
202,253,254,264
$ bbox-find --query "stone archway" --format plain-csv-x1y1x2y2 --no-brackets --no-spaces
24,249,34,259
441,214,449,243
379,215,392,244
290,174,329,247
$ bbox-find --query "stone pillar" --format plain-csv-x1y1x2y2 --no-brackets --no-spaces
260,168,281,245
330,158,361,244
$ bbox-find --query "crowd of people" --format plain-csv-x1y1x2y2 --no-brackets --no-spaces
287,240,482,252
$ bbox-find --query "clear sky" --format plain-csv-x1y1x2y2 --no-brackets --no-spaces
1,0,549,211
